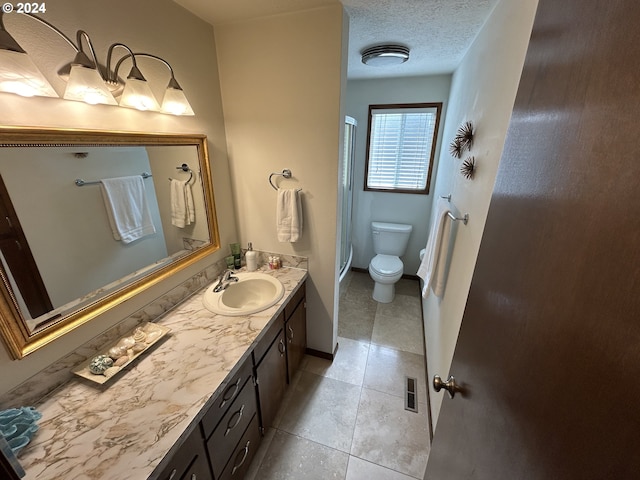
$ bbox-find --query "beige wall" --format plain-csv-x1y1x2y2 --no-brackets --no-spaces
423,0,539,428
0,0,236,395
215,5,347,354
0,147,167,309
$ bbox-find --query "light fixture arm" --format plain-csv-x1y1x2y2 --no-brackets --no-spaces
106,42,142,83
73,30,100,69
112,52,181,88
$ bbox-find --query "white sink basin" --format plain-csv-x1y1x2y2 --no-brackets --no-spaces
202,272,285,316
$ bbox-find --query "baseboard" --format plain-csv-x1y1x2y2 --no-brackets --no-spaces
306,342,338,361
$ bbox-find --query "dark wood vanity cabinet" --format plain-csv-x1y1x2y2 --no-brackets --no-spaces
152,280,306,479
253,282,306,431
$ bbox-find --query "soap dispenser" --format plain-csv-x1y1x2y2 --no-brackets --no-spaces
246,242,257,271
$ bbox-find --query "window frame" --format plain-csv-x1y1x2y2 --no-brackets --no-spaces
364,102,442,195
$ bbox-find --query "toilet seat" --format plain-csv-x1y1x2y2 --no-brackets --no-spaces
370,254,403,276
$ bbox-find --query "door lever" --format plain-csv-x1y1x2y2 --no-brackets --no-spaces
433,374,458,399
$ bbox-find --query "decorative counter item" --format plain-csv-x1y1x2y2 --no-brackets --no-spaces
88,355,113,375
0,406,42,455
73,322,170,385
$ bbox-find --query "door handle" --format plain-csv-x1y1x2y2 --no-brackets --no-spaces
433,374,458,399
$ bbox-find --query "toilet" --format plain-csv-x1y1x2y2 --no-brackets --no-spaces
368,222,413,303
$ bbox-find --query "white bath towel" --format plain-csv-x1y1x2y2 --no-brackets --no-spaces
277,189,303,242
417,198,453,298
100,176,156,244
170,178,195,228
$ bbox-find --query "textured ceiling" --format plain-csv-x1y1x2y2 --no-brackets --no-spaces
173,0,499,79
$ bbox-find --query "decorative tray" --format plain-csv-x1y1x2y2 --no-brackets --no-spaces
73,322,170,385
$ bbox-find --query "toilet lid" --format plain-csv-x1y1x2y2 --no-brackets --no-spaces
370,255,403,276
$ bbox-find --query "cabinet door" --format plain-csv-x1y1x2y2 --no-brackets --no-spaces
152,426,212,480
285,297,306,383
255,329,287,430
179,452,212,480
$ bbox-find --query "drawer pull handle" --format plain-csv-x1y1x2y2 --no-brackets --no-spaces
219,378,241,409
231,440,251,476
168,469,177,480
288,325,294,343
224,404,245,436
278,338,286,356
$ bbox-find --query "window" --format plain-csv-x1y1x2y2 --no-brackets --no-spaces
364,103,442,194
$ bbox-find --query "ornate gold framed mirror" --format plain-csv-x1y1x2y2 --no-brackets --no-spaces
0,127,220,359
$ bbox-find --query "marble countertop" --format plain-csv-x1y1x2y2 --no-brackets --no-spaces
18,266,308,480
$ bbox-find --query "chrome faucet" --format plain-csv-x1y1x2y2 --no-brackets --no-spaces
213,269,239,292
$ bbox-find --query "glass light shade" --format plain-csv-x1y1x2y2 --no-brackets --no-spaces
0,49,57,98
161,86,194,116
63,64,117,105
118,77,160,111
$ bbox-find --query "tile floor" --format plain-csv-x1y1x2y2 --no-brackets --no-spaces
246,272,430,480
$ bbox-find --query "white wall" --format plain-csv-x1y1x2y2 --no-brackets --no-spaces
214,5,347,355
424,0,539,428
0,0,236,395
345,76,452,275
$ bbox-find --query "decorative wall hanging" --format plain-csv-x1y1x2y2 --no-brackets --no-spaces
449,121,475,160
449,137,463,159
455,121,475,151
460,156,476,179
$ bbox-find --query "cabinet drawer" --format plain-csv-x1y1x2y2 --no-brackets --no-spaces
218,414,261,480
201,356,253,439
284,283,305,319
252,312,284,365
205,379,258,478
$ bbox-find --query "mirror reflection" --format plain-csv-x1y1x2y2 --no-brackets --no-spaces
0,130,220,358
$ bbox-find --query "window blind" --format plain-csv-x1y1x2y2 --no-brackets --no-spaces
366,106,438,192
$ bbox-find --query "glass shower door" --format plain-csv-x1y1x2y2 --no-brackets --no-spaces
340,116,356,274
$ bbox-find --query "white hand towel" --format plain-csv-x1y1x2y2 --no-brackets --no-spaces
277,189,303,242
171,179,195,228
100,176,156,244
417,198,453,298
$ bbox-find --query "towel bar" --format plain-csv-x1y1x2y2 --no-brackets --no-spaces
441,194,469,225
447,211,469,225
75,172,152,186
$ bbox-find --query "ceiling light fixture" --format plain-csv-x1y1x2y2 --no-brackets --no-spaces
0,12,194,115
361,44,410,67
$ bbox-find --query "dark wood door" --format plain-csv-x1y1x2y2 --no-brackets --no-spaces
0,175,53,318
426,0,640,478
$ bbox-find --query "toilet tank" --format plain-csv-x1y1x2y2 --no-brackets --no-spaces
371,222,413,256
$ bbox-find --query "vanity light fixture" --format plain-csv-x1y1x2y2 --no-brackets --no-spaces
0,13,57,97
63,31,117,105
109,51,194,116
361,44,410,67
107,44,160,112
0,12,194,115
